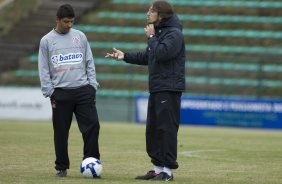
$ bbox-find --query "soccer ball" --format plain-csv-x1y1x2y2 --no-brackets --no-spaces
80,157,103,178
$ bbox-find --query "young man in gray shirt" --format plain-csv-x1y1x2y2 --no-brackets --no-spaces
38,4,100,178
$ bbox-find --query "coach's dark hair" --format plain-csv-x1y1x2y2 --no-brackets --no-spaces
152,0,174,20
56,4,75,19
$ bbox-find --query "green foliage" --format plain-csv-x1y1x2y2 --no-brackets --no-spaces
0,120,282,184
0,0,40,36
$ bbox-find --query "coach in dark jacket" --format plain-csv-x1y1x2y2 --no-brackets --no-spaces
106,0,185,181
124,14,185,92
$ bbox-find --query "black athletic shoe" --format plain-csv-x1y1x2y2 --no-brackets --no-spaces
135,170,158,180
150,172,173,181
93,175,101,179
55,170,67,177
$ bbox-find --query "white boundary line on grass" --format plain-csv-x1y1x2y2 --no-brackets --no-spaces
179,149,225,158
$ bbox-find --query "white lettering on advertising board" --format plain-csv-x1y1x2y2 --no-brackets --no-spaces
0,87,51,120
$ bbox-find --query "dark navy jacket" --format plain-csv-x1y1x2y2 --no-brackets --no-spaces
124,14,186,93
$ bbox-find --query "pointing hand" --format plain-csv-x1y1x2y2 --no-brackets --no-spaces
105,48,124,60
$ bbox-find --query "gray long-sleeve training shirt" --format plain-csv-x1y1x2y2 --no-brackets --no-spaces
38,28,99,97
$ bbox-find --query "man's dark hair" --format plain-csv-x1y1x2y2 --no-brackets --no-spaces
152,0,174,20
56,4,75,19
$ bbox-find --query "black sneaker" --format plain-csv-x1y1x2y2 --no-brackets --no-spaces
55,170,67,177
150,172,173,181
93,175,101,179
135,170,158,180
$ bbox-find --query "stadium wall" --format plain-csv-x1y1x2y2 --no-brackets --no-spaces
0,87,136,122
1,87,282,129
136,96,282,130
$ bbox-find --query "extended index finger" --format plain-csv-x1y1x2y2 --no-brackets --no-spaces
105,53,113,58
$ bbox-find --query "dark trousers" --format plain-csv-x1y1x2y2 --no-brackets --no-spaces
146,91,181,169
50,85,100,170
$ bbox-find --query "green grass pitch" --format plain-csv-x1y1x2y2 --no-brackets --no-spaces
0,120,281,184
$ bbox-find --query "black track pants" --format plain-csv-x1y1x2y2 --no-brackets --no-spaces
50,85,100,170
146,91,181,169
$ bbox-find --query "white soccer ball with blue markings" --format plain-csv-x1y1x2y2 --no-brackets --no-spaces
80,157,103,178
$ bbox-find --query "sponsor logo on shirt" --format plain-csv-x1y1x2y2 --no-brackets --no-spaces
51,52,83,67
72,36,81,47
